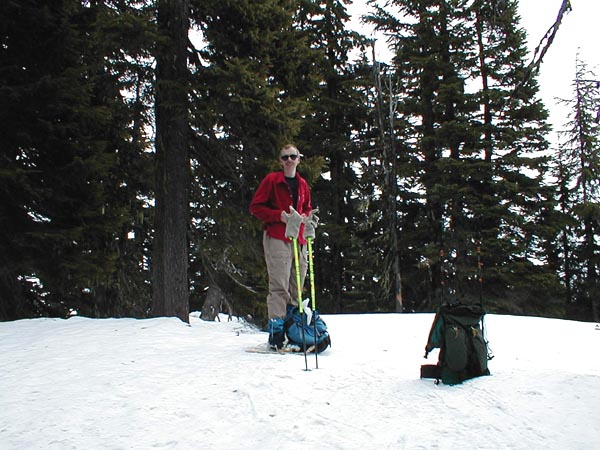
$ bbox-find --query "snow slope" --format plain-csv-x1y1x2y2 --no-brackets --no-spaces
1,312,599,450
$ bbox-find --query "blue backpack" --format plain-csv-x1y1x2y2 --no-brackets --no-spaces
284,304,331,353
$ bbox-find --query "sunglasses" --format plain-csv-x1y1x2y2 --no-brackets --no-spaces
280,154,299,161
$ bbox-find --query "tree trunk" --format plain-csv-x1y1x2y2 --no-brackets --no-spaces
373,45,403,313
152,0,190,323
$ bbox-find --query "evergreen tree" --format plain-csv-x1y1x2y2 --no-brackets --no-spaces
367,0,480,309
89,0,157,317
470,0,561,315
293,0,378,313
187,0,323,321
1,0,583,322
0,0,144,319
367,0,561,315
555,57,600,321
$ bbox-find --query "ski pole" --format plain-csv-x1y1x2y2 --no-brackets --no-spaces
476,236,493,360
292,237,309,370
439,248,446,305
307,236,318,369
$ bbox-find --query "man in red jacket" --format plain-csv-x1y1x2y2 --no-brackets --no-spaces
250,144,312,349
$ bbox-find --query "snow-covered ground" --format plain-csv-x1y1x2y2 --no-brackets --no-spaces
1,311,599,450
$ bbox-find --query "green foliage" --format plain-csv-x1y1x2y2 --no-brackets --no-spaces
186,0,324,322
554,57,600,321
0,0,153,320
1,0,596,322
362,0,562,316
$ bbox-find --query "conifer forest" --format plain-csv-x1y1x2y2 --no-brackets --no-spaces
1,0,598,324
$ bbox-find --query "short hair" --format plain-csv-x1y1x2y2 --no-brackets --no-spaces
279,144,304,159
280,144,299,155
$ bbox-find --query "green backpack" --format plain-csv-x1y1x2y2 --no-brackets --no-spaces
421,301,491,385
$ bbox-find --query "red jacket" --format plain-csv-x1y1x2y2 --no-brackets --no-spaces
250,171,312,244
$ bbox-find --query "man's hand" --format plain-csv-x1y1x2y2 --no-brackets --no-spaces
283,206,303,239
303,208,319,240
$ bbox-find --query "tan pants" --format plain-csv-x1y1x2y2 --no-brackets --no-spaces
263,232,308,319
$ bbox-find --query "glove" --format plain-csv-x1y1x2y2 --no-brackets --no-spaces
302,298,313,325
303,208,319,240
283,205,303,240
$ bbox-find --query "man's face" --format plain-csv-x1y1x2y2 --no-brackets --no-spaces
279,150,300,169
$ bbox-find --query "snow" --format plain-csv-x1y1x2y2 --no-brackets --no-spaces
1,312,599,450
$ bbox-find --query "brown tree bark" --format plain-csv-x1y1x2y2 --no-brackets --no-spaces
152,0,190,323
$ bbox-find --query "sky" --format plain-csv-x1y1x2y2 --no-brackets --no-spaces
346,0,600,148
1,311,599,450
517,0,599,145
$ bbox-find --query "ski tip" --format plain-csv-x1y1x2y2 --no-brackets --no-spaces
245,344,278,354
245,343,316,354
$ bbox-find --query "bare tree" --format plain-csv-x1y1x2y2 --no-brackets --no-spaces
373,43,403,313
